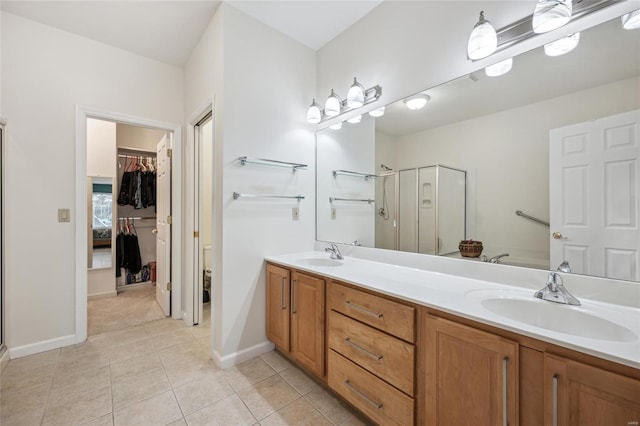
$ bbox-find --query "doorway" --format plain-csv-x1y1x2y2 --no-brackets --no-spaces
75,106,183,343
193,111,213,326
86,119,171,335
0,119,6,359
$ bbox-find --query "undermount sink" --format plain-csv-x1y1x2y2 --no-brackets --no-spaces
467,290,637,342
298,258,343,267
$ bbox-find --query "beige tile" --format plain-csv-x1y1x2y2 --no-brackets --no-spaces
237,375,300,420
339,414,374,426
113,390,182,426
112,367,171,409
304,388,358,426
184,394,256,426
259,397,332,426
0,382,48,425
152,328,197,351
278,367,320,395
110,352,162,383
82,413,114,426
109,337,156,364
42,385,112,426
222,357,276,392
49,366,111,406
146,318,186,336
158,340,207,365
106,326,152,349
196,336,211,351
0,363,54,393
163,356,219,388
2,349,59,374
55,351,110,376
173,370,234,415
166,418,187,426
190,324,210,339
260,351,292,373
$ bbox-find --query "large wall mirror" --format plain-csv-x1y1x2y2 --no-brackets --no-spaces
317,12,640,282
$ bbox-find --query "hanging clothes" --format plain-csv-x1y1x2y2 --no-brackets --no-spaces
117,155,157,209
116,218,142,278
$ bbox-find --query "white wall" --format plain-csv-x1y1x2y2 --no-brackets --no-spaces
116,123,166,153
1,12,183,351
394,76,640,267
216,4,316,364
317,116,376,246
183,4,316,364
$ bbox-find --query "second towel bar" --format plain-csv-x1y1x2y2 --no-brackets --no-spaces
329,197,374,204
233,192,305,201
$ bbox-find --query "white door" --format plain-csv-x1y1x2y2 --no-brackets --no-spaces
156,135,171,316
550,109,640,280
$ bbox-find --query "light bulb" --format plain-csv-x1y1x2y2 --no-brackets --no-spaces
329,122,343,130
544,32,580,57
404,94,430,110
324,89,342,117
622,10,640,30
485,58,513,77
369,106,385,117
347,115,362,124
306,99,322,124
532,0,572,34
467,11,498,60
347,78,366,108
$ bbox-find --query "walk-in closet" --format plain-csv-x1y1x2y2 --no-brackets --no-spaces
86,118,169,335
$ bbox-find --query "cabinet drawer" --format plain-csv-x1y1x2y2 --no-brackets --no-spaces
328,350,414,426
328,281,415,343
328,310,414,396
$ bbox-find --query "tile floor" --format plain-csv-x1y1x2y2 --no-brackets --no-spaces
0,314,370,425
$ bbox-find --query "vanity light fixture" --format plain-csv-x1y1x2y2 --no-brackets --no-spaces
347,78,366,108
485,57,513,77
404,94,430,110
329,122,343,130
532,0,572,34
347,115,362,124
544,32,580,56
306,99,322,124
467,11,498,60
622,9,640,30
369,106,385,117
325,89,342,117
306,78,382,124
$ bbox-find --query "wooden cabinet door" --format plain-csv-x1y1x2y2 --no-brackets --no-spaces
424,315,519,426
544,354,640,426
266,264,290,351
291,271,325,378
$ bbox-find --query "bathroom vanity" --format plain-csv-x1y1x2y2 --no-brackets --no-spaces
265,252,640,425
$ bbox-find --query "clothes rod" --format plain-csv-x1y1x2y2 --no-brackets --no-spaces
332,170,377,180
117,154,156,159
233,192,305,201
515,210,549,227
238,156,307,171
118,216,156,220
329,197,374,204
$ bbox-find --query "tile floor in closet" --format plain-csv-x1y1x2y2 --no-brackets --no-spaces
0,305,370,425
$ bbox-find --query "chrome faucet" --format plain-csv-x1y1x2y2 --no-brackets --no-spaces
325,243,344,260
481,253,510,263
534,271,581,306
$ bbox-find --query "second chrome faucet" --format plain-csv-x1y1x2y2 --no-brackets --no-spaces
325,243,344,260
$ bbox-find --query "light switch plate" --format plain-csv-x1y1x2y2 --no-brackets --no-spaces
292,207,299,221
331,207,336,220
58,208,70,222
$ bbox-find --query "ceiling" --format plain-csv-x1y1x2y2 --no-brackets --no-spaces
0,0,383,66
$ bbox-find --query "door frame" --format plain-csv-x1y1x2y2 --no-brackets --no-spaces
0,117,6,354
75,105,183,343
184,101,213,327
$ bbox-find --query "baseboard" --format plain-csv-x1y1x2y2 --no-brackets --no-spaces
8,334,77,359
212,341,275,369
88,290,117,300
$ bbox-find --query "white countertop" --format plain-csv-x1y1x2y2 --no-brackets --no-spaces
266,251,640,370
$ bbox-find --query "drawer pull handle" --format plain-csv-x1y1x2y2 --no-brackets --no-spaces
345,301,383,319
344,380,383,409
502,356,508,426
552,374,559,426
344,338,383,360
281,277,287,310
291,280,297,314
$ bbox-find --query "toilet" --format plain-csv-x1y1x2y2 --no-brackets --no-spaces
203,245,212,303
